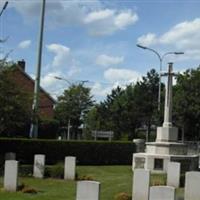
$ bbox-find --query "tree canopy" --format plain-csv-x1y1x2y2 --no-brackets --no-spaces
55,83,94,138
174,67,200,140
0,63,32,136
85,69,162,140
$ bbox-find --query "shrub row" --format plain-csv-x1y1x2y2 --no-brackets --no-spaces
0,138,136,165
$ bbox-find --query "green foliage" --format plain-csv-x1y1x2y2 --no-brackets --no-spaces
38,118,59,139
55,83,94,139
0,64,32,137
85,69,161,140
0,138,136,165
174,67,200,140
48,163,64,178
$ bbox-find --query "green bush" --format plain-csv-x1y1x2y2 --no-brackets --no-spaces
0,138,136,165
48,162,64,178
38,118,59,139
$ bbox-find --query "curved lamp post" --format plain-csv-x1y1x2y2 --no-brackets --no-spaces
136,44,184,111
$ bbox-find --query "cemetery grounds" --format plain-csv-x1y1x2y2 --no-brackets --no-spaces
0,165,184,200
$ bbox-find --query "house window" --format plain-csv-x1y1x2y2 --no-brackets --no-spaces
154,159,163,170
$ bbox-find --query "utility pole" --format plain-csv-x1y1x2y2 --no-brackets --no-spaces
30,0,46,138
0,1,8,17
0,1,9,62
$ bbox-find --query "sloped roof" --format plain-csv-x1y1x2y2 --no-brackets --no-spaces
14,66,57,104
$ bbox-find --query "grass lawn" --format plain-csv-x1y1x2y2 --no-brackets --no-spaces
0,165,184,200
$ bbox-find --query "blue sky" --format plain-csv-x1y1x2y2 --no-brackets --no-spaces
1,0,200,101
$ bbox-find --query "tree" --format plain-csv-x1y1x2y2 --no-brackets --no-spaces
84,69,161,141
55,83,94,139
103,86,126,139
0,63,32,136
133,69,162,141
173,67,200,140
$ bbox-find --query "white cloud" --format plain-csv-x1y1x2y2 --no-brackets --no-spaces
84,9,114,23
18,40,31,49
137,18,200,60
43,43,81,96
11,0,86,26
46,44,70,67
11,1,138,36
41,71,62,88
91,82,113,98
67,65,82,77
104,68,141,83
137,33,157,46
40,71,67,99
160,18,200,46
84,9,138,36
95,54,124,67
114,9,138,29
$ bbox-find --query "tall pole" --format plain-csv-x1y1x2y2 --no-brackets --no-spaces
0,1,8,17
30,0,46,138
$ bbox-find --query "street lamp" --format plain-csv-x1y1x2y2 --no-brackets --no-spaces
54,76,89,140
136,44,184,111
54,76,73,140
30,0,46,138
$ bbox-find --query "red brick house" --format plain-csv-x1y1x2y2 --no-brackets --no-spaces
11,60,56,119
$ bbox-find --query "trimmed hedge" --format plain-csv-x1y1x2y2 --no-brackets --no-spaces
0,138,136,165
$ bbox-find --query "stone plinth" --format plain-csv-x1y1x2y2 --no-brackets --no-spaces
133,153,198,173
146,142,187,155
156,127,178,142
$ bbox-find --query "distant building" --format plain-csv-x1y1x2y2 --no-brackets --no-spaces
11,60,56,119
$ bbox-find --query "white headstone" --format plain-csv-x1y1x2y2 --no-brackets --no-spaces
76,181,100,200
167,162,180,188
64,156,76,180
33,154,45,178
4,160,18,191
185,171,200,200
149,186,175,200
132,169,150,200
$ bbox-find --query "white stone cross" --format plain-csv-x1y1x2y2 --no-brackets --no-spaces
161,63,177,128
